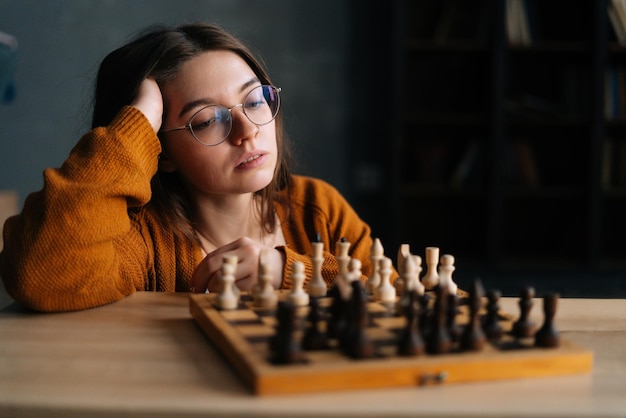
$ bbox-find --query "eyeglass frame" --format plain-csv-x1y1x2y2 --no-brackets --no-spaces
159,85,281,147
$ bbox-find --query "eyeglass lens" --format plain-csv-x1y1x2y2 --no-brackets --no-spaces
189,85,280,145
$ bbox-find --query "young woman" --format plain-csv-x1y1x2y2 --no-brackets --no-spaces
0,23,380,312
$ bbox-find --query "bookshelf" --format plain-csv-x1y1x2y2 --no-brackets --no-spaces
352,0,626,294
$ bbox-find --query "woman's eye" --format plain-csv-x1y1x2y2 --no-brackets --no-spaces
192,118,216,131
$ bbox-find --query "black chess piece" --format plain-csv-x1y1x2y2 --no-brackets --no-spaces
301,297,328,350
269,300,303,364
426,284,452,354
512,286,536,339
397,290,425,356
460,279,487,351
326,282,347,340
446,292,461,343
342,280,375,359
482,289,504,341
534,293,560,348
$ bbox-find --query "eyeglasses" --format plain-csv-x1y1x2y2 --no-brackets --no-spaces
160,85,281,146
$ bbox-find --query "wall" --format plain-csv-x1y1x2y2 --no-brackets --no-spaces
0,0,352,205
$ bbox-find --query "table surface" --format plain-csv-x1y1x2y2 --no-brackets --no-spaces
1,292,625,418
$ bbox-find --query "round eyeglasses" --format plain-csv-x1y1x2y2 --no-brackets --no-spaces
160,85,281,146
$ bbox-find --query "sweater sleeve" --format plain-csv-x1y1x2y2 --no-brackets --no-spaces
0,106,161,312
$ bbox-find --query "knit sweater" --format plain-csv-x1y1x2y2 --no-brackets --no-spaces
0,106,379,312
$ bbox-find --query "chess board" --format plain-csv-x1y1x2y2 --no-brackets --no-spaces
189,291,592,395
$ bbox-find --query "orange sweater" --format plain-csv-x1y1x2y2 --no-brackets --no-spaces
1,107,379,312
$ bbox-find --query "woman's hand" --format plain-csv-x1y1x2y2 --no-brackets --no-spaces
190,237,285,293
131,78,163,132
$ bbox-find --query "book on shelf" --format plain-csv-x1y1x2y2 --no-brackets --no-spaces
609,0,626,46
506,0,533,46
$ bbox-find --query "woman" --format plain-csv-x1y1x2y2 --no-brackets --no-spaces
0,23,379,312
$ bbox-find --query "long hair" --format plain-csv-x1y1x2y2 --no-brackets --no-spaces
92,23,292,242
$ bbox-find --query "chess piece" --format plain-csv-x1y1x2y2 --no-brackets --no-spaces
326,281,348,339
269,300,303,364
426,283,451,354
222,254,240,297
483,289,504,341
422,246,440,290
366,238,384,294
307,237,327,297
301,296,328,350
335,238,351,282
288,261,309,306
460,279,486,351
346,258,362,283
215,259,238,310
342,280,375,359
438,254,458,295
397,290,425,356
376,257,396,303
512,286,536,339
534,293,560,348
393,244,411,295
446,292,461,343
254,251,278,309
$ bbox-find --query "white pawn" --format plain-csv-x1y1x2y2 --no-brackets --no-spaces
422,246,440,290
366,238,384,294
307,241,327,297
216,260,238,310
439,254,458,295
223,254,240,297
347,258,362,282
335,239,351,281
411,255,425,295
288,261,309,306
377,257,396,303
255,251,277,308
404,254,425,296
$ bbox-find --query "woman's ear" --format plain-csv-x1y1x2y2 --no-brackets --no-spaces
158,153,177,173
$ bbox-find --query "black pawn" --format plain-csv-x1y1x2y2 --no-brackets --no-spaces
512,286,536,339
446,292,461,343
302,297,328,350
482,289,504,341
326,283,347,340
460,279,487,351
397,290,425,356
343,280,375,359
534,293,560,348
426,284,452,354
269,301,303,364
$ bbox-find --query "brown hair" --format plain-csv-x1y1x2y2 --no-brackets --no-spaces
92,23,292,242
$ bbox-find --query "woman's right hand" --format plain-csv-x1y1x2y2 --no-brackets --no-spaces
131,78,163,132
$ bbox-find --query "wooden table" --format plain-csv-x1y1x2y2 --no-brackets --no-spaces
1,292,624,417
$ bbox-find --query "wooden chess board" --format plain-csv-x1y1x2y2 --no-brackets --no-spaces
189,291,592,395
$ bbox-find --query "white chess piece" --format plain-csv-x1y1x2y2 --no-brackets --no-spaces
439,254,458,295
288,261,309,306
216,261,238,310
255,252,277,308
335,239,351,281
307,241,327,297
222,254,240,297
377,257,396,303
393,244,411,295
366,238,384,294
422,246,440,290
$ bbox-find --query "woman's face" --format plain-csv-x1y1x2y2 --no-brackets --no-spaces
159,50,278,200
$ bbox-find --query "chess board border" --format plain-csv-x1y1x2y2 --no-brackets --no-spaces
189,293,593,395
